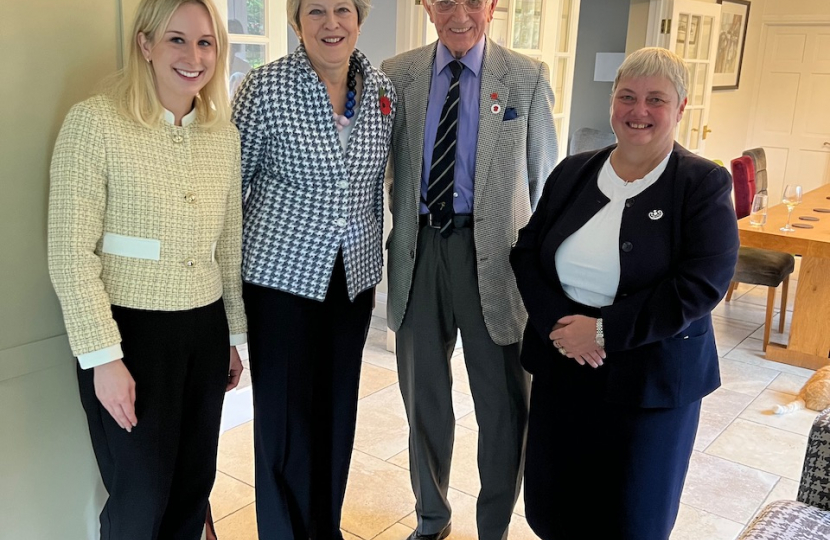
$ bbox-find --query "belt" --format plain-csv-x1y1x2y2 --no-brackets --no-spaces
419,214,473,229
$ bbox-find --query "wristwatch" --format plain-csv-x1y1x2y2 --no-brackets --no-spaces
595,318,605,348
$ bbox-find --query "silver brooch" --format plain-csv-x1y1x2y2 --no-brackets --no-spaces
649,210,664,220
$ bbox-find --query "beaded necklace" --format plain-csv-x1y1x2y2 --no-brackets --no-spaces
333,55,360,132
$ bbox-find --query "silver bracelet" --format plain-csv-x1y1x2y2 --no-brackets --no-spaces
595,318,605,348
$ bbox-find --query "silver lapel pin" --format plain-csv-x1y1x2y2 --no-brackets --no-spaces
649,210,664,220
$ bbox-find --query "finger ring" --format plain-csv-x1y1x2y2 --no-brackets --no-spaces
557,346,568,356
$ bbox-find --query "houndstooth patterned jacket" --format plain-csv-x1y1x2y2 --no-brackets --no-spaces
233,46,396,301
382,39,558,345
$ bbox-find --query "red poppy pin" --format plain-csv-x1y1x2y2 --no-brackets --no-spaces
379,87,392,116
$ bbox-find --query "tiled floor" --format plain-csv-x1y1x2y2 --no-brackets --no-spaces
210,260,820,539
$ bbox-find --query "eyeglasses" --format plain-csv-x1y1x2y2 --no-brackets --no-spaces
430,0,489,15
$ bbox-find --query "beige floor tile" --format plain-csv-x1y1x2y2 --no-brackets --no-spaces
450,354,473,396
342,450,417,540
359,363,399,400
457,411,478,432
695,388,754,451
748,313,792,343
713,300,771,327
514,483,526,518
729,281,796,312
217,421,255,487
768,371,809,395
724,338,816,378
718,358,779,397
342,531,362,540
210,471,256,521
354,385,411,461
448,426,480,497
504,513,540,540
363,329,399,371
371,315,388,332
387,448,409,470
738,389,819,436
706,419,808,481
712,317,760,355
669,504,744,540
681,451,778,524
372,522,414,540
213,503,258,540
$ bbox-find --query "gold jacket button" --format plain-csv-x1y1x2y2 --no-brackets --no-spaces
172,134,184,143
185,192,197,203
184,258,196,267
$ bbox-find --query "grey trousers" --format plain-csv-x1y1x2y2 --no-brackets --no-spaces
396,225,530,540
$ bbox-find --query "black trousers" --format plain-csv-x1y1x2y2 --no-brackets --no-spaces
77,300,229,540
523,363,701,540
245,254,373,540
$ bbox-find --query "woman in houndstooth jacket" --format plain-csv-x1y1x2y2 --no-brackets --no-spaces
231,1,396,538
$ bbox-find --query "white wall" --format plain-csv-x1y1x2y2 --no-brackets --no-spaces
569,0,631,136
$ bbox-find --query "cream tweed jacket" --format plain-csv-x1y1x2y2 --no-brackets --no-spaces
48,94,247,367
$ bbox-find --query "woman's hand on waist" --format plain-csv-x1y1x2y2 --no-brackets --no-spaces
93,359,137,432
550,315,607,368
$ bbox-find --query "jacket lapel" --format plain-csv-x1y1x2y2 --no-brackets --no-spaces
474,39,509,205
401,44,436,209
547,148,613,243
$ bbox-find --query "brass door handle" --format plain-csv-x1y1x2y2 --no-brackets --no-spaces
703,125,713,140
824,141,830,147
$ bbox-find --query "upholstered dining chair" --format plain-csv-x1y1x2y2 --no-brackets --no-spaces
726,156,795,351
743,147,768,192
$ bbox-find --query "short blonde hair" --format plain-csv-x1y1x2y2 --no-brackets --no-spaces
114,0,230,129
612,47,689,102
287,0,372,36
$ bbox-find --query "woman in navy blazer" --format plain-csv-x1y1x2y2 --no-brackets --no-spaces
510,48,739,539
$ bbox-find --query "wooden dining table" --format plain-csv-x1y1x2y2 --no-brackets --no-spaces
737,183,830,370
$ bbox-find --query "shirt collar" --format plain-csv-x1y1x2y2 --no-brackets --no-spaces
162,107,197,127
435,36,485,77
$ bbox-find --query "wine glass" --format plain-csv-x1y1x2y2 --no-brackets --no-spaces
780,184,803,232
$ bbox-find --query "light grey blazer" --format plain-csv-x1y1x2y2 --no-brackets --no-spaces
382,39,558,346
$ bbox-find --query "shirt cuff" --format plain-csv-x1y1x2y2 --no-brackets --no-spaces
229,333,247,347
77,343,124,370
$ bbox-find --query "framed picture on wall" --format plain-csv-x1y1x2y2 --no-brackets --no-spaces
714,0,751,90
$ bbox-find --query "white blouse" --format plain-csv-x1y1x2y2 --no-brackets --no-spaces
555,151,671,308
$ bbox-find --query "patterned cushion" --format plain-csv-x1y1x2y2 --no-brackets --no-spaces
799,409,830,511
738,501,830,539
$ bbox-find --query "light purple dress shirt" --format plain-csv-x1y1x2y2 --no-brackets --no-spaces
420,38,485,215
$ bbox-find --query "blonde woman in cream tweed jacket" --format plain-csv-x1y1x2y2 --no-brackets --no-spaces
47,0,246,537
48,94,247,363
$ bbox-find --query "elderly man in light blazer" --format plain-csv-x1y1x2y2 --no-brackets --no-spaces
381,1,558,539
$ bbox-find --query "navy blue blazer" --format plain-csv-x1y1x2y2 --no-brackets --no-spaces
510,144,740,408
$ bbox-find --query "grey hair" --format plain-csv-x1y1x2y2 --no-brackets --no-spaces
612,47,689,102
287,0,371,35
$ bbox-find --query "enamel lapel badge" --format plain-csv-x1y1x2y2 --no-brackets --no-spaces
649,210,664,221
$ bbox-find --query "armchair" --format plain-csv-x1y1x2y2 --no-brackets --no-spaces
738,409,830,538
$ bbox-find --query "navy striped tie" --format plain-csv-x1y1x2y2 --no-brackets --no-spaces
427,60,463,238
